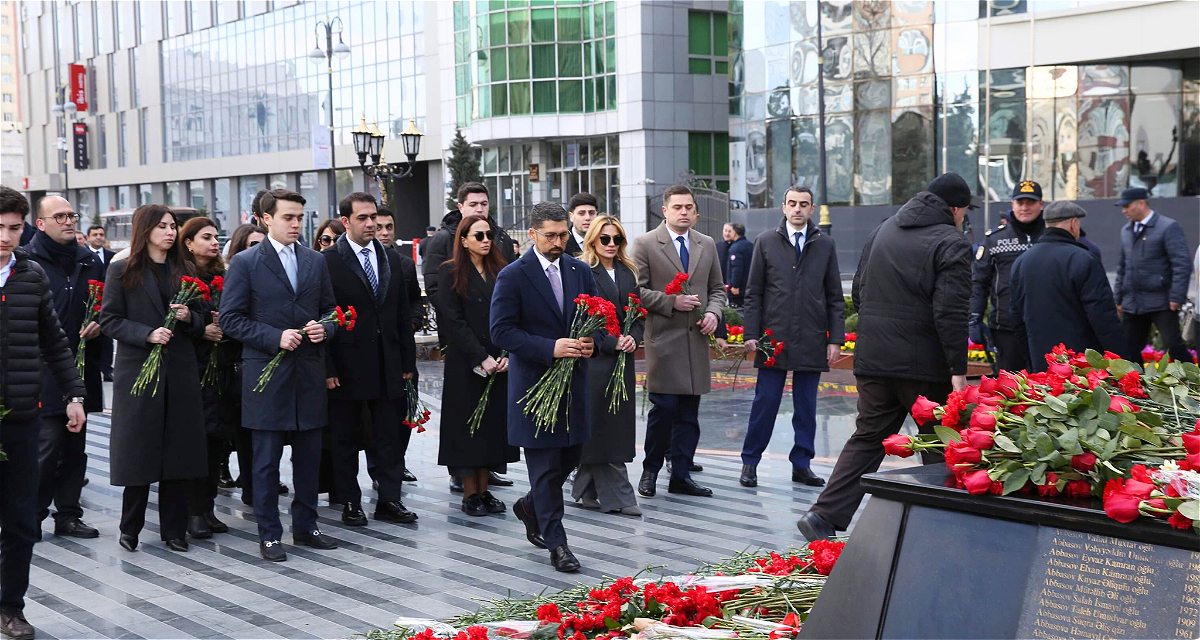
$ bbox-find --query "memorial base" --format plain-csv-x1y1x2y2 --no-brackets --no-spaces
800,464,1200,640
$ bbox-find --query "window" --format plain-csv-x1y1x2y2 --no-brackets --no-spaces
2,94,11,103
130,48,138,107
0,55,9,64
139,107,149,165
97,114,106,168
1,16,7,24
687,11,728,75
0,74,10,84
2,113,12,122
0,35,8,45
117,111,127,167
108,53,118,111
688,132,730,191
95,1,111,53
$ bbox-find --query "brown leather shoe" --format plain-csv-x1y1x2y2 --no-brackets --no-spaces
1,611,35,640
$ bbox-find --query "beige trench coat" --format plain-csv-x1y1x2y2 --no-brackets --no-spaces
630,222,727,396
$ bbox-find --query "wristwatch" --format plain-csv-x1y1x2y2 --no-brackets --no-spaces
67,396,85,405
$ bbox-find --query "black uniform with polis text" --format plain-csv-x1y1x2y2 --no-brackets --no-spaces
969,215,1044,372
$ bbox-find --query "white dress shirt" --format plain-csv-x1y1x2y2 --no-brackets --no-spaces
667,227,690,262
786,221,807,255
534,250,562,281
91,246,106,264
345,236,378,282
267,234,298,289
0,254,15,287
572,229,586,250
1134,210,1155,235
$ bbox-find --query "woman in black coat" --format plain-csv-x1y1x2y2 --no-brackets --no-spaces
572,216,644,515
180,217,232,539
99,204,208,553
436,214,519,517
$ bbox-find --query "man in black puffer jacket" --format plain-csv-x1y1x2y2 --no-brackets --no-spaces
0,185,87,640
797,173,974,542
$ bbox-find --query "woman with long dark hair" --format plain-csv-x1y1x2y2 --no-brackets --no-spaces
99,204,208,552
436,215,519,516
225,222,266,261
313,219,345,251
179,217,231,538
573,215,643,515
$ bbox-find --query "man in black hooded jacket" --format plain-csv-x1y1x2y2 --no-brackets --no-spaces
797,173,973,542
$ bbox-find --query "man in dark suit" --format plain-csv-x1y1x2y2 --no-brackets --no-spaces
565,193,598,257
84,225,116,381
221,188,340,562
23,197,106,540
724,223,753,307
323,193,419,527
491,201,598,573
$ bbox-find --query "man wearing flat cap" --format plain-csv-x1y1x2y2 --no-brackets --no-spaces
1114,187,1193,363
1009,201,1125,371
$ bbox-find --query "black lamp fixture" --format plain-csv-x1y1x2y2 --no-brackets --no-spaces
354,114,425,183
351,115,373,166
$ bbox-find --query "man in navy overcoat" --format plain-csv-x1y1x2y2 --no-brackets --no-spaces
491,201,598,573
221,188,339,562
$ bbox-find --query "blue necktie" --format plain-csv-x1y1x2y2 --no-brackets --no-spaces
677,236,689,272
361,247,378,294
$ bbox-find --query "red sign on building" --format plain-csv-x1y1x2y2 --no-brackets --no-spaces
68,64,88,112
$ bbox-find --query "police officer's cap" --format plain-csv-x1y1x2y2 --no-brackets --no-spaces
1011,180,1042,201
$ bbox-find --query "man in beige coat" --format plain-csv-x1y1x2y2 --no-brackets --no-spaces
630,184,726,498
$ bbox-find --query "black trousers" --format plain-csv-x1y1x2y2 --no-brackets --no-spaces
328,398,407,504
235,426,255,507
1123,309,1189,364
992,328,1030,373
643,393,701,481
36,414,88,524
99,337,114,377
190,433,231,515
811,376,951,530
0,420,39,615
524,445,583,550
120,480,192,541
251,428,321,542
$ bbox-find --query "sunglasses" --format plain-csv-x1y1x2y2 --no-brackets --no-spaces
318,235,335,246
597,234,625,247
248,240,261,247
466,230,496,241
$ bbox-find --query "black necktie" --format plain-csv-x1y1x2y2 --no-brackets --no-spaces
794,231,803,260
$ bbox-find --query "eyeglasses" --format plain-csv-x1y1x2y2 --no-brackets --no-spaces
318,235,335,246
597,234,625,246
42,212,81,224
248,240,261,247
532,229,571,243
467,230,496,242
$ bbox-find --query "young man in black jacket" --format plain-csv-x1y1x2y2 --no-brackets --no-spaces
23,196,106,540
797,173,973,542
0,185,87,640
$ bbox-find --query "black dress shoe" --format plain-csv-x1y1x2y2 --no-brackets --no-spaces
278,482,289,495
342,502,369,526
461,494,487,517
488,471,514,486
103,372,114,382
119,534,138,552
187,515,213,539
449,476,465,493
217,461,236,489
637,471,658,498
260,540,287,561
480,491,506,513
793,467,826,487
53,517,100,538
796,511,836,542
550,544,581,573
691,463,704,472
0,611,35,640
402,468,418,482
294,529,338,549
81,477,89,487
203,511,228,533
165,538,190,552
739,464,758,488
512,498,547,549
668,477,713,497
374,500,418,524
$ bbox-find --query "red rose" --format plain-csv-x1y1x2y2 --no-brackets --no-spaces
1182,431,1200,455
1102,350,1121,360
962,470,992,495
995,374,1020,399
1070,453,1097,473
1046,362,1073,377
882,434,915,458
1038,473,1061,497
963,385,981,404
969,410,997,432
1065,480,1092,498
1108,396,1138,413
979,375,997,394
910,396,939,424
962,428,994,450
1104,493,1143,523
1121,479,1155,499
1144,498,1169,516
945,440,982,468
1168,511,1194,530
1187,452,1200,470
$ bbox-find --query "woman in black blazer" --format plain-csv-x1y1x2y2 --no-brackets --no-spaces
99,204,208,552
573,215,644,515
436,215,520,516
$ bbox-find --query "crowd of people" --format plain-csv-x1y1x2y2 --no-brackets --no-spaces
0,171,1195,639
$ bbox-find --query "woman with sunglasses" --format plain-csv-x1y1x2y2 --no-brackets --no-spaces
436,215,519,516
573,215,644,516
314,219,346,250
225,223,266,261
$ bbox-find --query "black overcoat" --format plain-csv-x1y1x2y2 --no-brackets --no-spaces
436,262,519,468
580,261,643,465
99,259,208,486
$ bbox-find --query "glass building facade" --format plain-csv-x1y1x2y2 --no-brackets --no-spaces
452,0,618,127
729,0,1200,209
161,1,426,162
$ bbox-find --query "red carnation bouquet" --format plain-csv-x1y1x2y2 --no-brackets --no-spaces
253,305,355,392
519,294,618,435
74,279,104,378
664,272,691,296
200,275,225,388
132,276,210,396
726,328,785,386
606,293,646,413
403,378,432,432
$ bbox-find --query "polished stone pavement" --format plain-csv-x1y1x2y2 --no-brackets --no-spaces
26,363,919,639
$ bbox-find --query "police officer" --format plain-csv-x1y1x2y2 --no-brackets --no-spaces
969,180,1045,372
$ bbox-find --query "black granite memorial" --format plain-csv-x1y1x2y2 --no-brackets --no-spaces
800,464,1200,640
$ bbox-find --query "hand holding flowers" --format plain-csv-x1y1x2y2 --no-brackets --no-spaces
606,293,646,413
132,276,210,396
253,305,354,392
74,280,104,378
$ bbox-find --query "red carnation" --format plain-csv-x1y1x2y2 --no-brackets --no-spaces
1118,370,1148,399
1168,511,1193,530
210,275,225,291
93,303,101,312
763,356,776,368
763,328,774,337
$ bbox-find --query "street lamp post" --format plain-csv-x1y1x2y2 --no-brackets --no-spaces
51,84,78,192
309,17,351,219
351,115,424,207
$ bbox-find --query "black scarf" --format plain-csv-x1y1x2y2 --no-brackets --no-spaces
1008,211,1045,238
35,230,79,275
